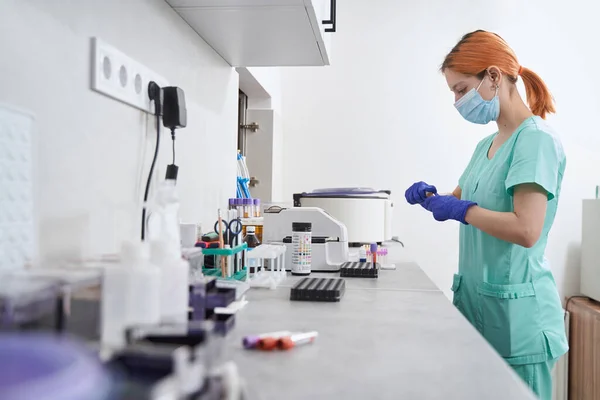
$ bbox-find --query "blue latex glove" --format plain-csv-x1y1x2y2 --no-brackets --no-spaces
422,195,477,224
405,181,437,205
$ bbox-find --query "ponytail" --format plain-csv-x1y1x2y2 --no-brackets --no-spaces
519,67,555,119
442,30,556,119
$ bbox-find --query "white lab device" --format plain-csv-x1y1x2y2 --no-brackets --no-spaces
263,207,348,272
581,199,600,301
293,188,393,245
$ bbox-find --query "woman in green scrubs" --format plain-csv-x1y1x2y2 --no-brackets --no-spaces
405,30,568,400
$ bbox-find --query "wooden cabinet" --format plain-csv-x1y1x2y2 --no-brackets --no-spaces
567,297,600,399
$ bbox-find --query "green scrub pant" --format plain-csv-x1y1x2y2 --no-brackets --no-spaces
511,358,557,400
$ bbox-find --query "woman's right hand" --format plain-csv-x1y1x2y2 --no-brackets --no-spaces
405,181,437,205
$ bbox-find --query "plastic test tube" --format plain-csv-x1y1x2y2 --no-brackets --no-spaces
243,330,291,349
236,199,243,218
223,245,232,277
253,199,261,217
370,243,378,268
277,331,318,350
242,198,248,217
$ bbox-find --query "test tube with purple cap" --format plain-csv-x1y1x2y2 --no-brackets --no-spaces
370,243,378,268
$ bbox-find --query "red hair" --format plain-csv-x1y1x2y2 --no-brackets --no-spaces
441,30,555,119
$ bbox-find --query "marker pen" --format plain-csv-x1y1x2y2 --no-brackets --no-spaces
277,331,318,350
242,330,291,349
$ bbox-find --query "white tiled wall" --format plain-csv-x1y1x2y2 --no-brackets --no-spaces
0,105,35,270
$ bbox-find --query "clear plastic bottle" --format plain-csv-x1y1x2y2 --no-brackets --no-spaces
291,222,312,276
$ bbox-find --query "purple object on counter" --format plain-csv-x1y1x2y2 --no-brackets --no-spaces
0,276,62,327
242,335,261,349
205,287,236,309
189,282,207,321
213,313,235,336
0,333,112,400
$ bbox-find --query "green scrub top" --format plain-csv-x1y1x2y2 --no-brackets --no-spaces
453,116,569,366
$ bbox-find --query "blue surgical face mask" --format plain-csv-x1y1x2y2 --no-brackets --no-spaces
454,76,500,125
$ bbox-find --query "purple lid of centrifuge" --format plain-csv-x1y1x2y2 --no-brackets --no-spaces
229,198,236,205
0,333,112,400
253,199,260,205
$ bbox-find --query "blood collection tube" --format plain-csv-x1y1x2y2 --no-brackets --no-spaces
243,330,291,349
277,331,318,350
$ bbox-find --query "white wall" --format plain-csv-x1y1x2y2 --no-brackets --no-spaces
280,0,600,300
0,0,239,263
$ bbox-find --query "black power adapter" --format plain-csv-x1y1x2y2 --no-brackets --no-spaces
162,87,187,130
162,86,187,182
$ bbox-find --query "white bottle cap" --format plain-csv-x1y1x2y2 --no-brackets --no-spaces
246,226,255,233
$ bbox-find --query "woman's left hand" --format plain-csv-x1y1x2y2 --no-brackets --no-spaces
422,195,477,224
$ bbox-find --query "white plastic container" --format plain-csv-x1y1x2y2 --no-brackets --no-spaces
151,240,190,324
125,242,161,326
101,265,130,347
291,222,312,276
101,241,160,348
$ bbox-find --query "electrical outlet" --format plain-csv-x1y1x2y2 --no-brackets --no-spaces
90,37,168,113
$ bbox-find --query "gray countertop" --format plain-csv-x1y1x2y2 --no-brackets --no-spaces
277,262,440,292
224,255,537,400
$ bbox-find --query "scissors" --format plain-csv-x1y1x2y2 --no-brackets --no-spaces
214,218,243,247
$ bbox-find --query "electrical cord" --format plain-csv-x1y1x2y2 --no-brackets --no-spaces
165,127,179,182
171,128,176,164
142,81,162,240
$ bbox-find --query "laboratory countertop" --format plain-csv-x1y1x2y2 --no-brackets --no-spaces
224,258,536,400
